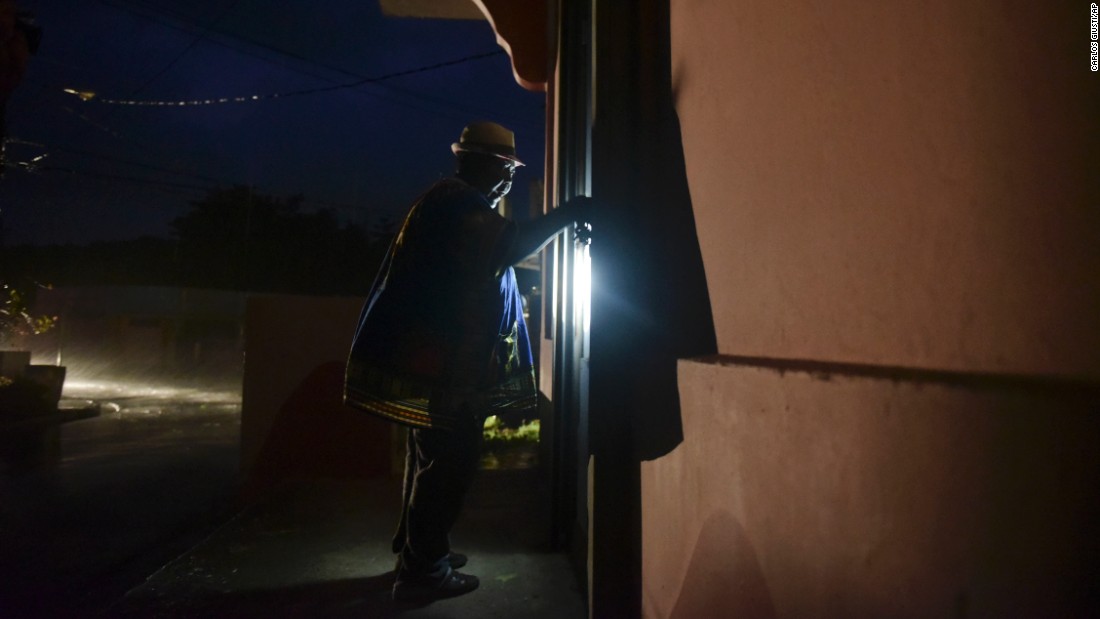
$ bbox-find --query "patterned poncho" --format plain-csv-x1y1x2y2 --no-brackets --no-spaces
344,178,536,430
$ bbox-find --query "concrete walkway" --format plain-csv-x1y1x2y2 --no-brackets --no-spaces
106,468,586,618
1,379,584,618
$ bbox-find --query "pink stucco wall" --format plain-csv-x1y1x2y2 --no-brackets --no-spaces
670,0,1099,377
644,360,1097,618
643,1,1100,617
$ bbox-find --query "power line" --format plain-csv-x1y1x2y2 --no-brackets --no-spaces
6,162,214,194
94,0,540,129
126,0,245,97
77,0,246,142
20,142,234,186
97,0,365,90
3,154,377,214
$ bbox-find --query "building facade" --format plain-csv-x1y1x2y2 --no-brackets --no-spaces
391,1,1100,616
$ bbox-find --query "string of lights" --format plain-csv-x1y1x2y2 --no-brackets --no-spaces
64,50,506,108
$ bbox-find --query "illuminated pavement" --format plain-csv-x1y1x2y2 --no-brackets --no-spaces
0,379,244,617
0,378,585,618
107,470,585,618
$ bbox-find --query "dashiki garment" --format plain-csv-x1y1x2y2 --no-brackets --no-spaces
344,178,536,430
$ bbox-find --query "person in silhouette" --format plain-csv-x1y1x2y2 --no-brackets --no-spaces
345,121,589,602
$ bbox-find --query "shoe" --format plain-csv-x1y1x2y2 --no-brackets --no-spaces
393,565,479,602
394,552,467,572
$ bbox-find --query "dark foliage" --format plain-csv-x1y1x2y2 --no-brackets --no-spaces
2,186,393,296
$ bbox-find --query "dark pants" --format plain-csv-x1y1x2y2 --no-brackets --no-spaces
392,402,484,573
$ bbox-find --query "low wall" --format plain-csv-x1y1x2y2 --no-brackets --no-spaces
241,294,395,495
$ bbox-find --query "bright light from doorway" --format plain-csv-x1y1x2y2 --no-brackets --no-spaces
574,233,592,335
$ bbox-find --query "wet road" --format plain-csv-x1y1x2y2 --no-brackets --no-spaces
0,379,243,618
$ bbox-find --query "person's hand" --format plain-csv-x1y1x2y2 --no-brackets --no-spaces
564,196,593,245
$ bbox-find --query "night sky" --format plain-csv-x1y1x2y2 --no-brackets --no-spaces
1,0,545,246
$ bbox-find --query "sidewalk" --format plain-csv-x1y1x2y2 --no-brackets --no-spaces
105,467,587,618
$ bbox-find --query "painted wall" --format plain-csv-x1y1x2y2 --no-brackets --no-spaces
240,294,394,492
671,0,1099,377
644,360,1098,618
643,1,1100,617
26,286,246,383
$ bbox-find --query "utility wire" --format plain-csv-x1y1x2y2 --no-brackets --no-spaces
7,162,213,193
8,4,537,218
3,154,375,214
25,142,235,186
126,0,244,97
95,0,538,129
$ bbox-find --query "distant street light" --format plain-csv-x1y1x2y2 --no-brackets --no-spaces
62,88,97,101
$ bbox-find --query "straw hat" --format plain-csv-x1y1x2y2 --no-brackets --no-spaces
451,121,525,166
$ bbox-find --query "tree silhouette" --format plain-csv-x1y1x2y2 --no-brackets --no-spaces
172,186,382,294
1,187,387,296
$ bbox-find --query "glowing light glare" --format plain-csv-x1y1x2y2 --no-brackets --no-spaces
62,88,96,101
63,379,241,405
573,242,592,334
